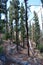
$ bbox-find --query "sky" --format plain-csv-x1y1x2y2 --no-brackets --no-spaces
2,0,43,30
7,0,41,9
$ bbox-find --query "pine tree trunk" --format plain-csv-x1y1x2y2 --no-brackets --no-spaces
23,38,25,48
0,13,1,20
25,2,30,56
16,20,19,51
10,22,13,43
5,3,8,40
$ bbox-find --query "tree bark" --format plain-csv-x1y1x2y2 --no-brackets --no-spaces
25,2,30,56
23,38,25,48
16,20,19,51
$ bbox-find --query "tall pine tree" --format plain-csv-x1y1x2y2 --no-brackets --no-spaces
9,0,20,51
20,3,26,48
33,11,40,47
9,4,14,41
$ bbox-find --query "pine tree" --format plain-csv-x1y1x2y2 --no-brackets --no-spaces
24,0,30,56
29,22,32,39
41,0,43,7
31,23,35,41
20,3,26,48
9,0,20,51
33,11,40,47
9,4,14,41
0,0,8,40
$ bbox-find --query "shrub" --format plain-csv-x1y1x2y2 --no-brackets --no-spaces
37,44,43,53
0,38,3,45
0,46,3,53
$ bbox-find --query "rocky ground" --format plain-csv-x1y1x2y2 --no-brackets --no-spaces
0,40,43,65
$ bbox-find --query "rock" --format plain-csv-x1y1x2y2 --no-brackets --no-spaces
18,46,23,51
7,56,29,65
19,61,29,65
28,64,31,65
10,63,14,65
0,60,3,65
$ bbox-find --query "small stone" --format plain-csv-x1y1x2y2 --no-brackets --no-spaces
19,61,29,65
10,63,14,65
0,60,3,65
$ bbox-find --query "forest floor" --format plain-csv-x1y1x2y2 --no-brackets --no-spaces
0,40,43,65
